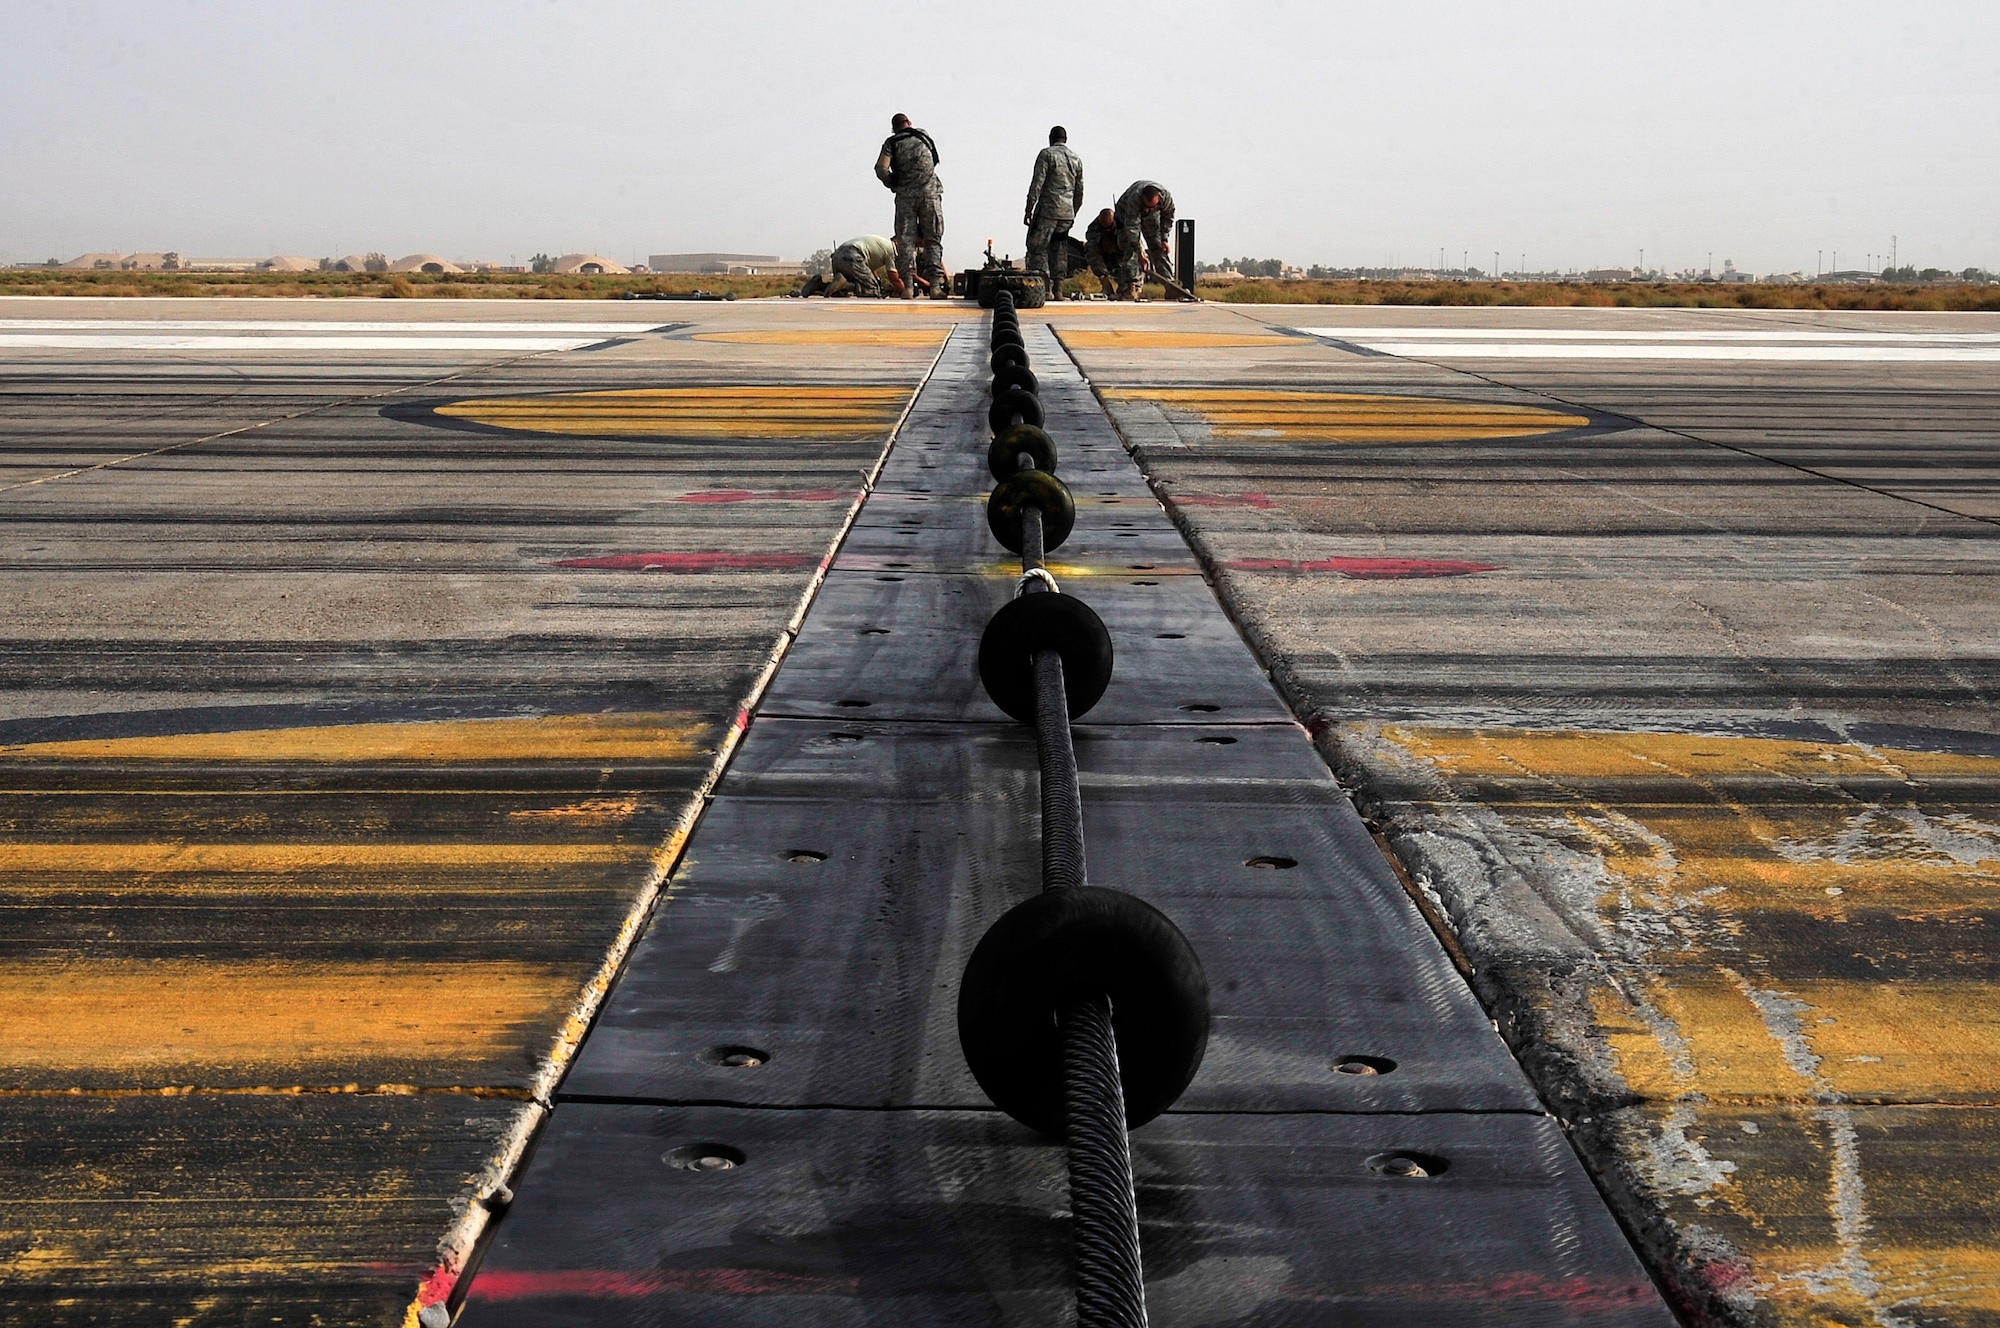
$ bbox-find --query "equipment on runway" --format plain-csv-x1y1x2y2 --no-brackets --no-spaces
956,241,1049,307
956,287,1211,1328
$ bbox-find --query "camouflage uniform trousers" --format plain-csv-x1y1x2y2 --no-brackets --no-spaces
829,241,883,297
1117,213,1172,295
894,185,946,292
1025,210,1075,299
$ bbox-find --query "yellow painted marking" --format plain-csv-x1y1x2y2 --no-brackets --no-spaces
1062,330,1287,348
1101,388,1588,442
1386,726,2000,1101
1381,724,2000,1322
508,796,642,825
693,329,947,348
435,386,909,439
0,960,574,1076
979,560,1142,580
0,713,710,763
0,840,640,875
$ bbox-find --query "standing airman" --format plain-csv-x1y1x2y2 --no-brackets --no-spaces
1024,126,1084,301
875,113,948,299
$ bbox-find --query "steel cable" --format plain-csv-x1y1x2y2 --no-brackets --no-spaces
1061,991,1148,1328
1015,471,1147,1326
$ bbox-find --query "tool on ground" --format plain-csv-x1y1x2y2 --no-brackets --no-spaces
957,290,1210,1328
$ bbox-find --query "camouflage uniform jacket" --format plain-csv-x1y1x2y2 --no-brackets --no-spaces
1025,144,1084,223
1082,213,1120,264
1114,180,1174,230
875,129,941,195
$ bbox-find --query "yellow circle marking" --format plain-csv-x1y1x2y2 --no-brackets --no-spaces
1061,330,1287,348
0,713,709,763
435,386,910,439
1101,389,1587,442
694,329,948,348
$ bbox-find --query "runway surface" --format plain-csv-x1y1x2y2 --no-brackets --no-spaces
1074,301,2000,1327
2,297,1995,1327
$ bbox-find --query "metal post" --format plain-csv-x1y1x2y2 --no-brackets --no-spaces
1175,220,1195,297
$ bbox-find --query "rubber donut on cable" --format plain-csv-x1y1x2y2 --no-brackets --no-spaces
988,384,1044,434
985,468,1072,552
991,362,1038,398
975,590,1109,721
958,885,1210,1138
988,423,1057,480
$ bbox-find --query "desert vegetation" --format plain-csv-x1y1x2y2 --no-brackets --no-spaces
0,269,803,300
1187,276,2000,311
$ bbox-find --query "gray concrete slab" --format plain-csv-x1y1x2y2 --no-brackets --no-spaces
464,1106,1672,1328
0,299,948,1322
1062,303,2000,1328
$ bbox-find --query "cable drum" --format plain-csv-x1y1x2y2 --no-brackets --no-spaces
957,886,1211,1139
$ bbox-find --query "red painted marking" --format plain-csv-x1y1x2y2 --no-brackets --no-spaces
1226,557,1499,580
1170,492,1277,509
1344,1273,1656,1310
555,552,817,573
679,489,849,504
471,1268,861,1300
416,1264,458,1311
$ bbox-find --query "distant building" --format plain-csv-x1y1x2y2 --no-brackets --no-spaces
63,253,125,270
650,252,804,276
185,258,259,272
548,253,629,276
1583,268,1642,283
388,254,463,274
330,255,377,273
122,253,184,271
1716,260,1756,283
259,256,317,273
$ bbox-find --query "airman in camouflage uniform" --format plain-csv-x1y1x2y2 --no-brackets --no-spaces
1023,126,1084,300
874,113,947,299
798,234,902,298
1070,208,1120,298
1114,180,1176,299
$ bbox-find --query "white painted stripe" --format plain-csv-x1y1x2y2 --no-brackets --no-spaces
0,335,606,352
1324,341,2000,362
1296,326,2000,343
0,320,663,334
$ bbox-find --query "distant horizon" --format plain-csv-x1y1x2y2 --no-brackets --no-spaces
17,248,1991,283
6,1,1995,277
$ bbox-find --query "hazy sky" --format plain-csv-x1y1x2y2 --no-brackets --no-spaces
6,0,1997,274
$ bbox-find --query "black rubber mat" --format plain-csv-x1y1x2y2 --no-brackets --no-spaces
460,323,1673,1326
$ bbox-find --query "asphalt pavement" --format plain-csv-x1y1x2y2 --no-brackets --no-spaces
4,297,1996,1327
1071,302,2000,1328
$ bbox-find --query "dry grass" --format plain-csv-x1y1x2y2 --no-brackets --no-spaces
12,267,1994,312
1194,277,2000,311
0,270,805,300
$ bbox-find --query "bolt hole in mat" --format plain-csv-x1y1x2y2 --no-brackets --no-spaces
460,326,1673,1325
